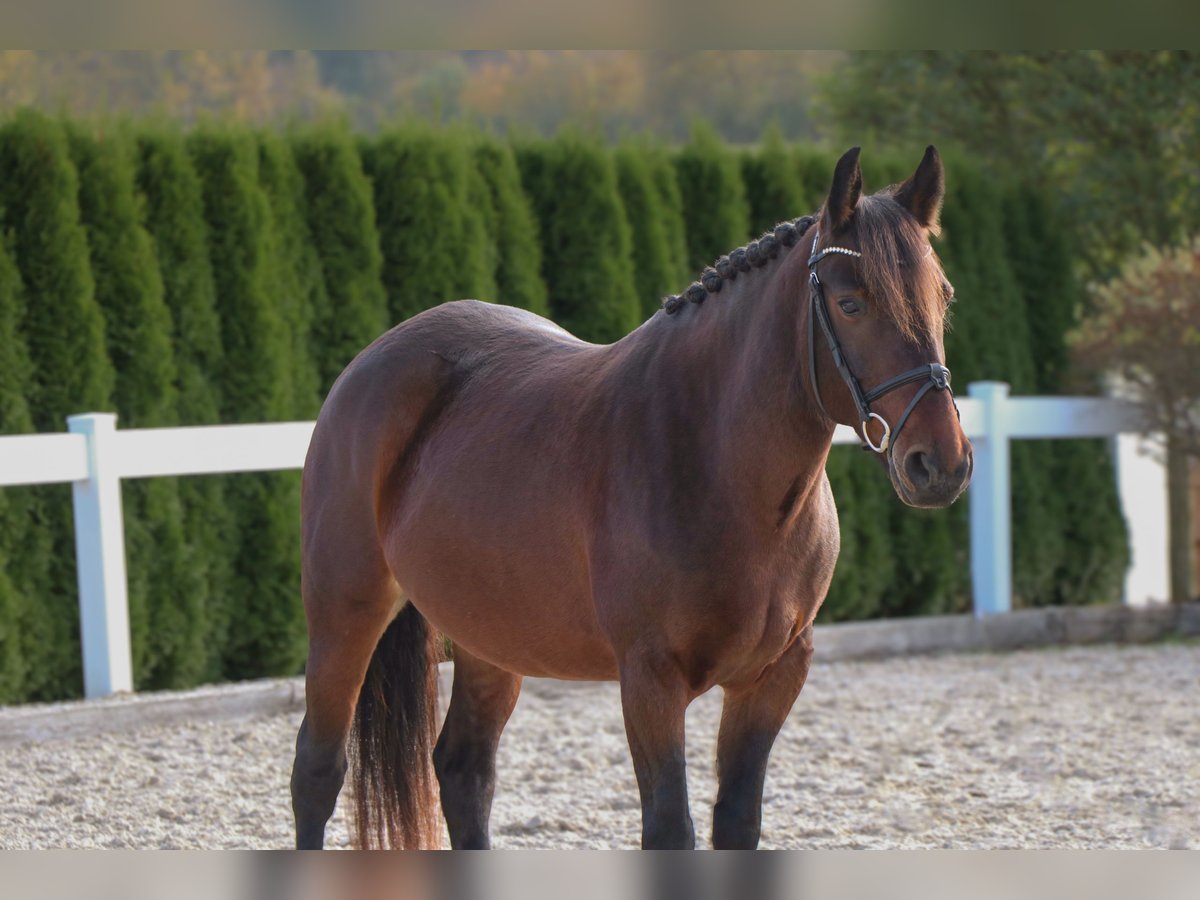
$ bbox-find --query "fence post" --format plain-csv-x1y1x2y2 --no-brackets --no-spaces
968,382,1012,617
67,413,133,698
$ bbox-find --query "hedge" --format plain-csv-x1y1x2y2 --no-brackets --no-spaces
364,124,494,323
674,121,751,275
0,110,114,700
0,234,35,702
69,127,207,689
135,127,232,681
0,115,1130,701
516,132,640,342
471,136,548,315
291,124,388,391
188,127,305,680
615,141,686,320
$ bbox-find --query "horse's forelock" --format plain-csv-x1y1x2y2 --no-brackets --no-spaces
853,193,948,345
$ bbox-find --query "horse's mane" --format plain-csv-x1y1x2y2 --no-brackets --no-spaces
663,191,948,344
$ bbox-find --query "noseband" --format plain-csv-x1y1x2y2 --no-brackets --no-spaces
806,231,955,454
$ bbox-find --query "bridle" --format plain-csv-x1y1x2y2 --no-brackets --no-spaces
806,230,955,454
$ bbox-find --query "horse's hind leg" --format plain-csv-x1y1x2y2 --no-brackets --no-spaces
290,531,401,849
712,625,814,849
433,645,522,849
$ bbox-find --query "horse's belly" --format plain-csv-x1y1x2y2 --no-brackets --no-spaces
385,505,618,681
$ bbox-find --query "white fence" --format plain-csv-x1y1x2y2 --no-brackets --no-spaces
0,381,1164,699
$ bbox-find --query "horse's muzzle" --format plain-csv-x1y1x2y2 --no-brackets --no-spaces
892,441,973,509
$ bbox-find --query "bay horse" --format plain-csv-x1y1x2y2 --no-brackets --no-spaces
290,146,972,850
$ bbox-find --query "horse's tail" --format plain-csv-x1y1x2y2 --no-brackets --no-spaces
349,602,442,849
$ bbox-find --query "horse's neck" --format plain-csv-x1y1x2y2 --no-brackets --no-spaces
629,260,834,510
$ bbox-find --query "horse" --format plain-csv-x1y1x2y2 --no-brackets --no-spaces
290,145,972,850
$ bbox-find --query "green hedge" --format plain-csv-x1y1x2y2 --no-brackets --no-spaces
0,116,1129,702
0,110,114,700
516,132,639,342
0,234,36,702
70,127,208,689
135,127,232,682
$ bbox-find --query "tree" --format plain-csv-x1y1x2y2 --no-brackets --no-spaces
0,232,35,701
1071,237,1200,603
516,132,640,343
0,109,114,699
189,126,305,679
69,125,205,689
821,51,1200,279
135,125,232,681
258,131,325,419
614,141,682,319
673,121,750,275
1001,181,1127,607
642,143,691,293
741,123,807,235
363,124,491,324
471,135,548,314
291,123,388,391
927,160,1058,608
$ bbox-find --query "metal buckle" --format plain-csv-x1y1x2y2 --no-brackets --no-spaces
862,412,891,454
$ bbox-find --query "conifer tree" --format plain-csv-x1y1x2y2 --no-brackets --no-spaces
794,146,837,213
615,142,681,319
0,109,113,699
642,144,692,293
516,132,639,343
258,132,325,419
472,136,548,314
69,126,205,689
135,126,232,680
741,124,807,235
1002,182,1128,605
0,234,35,701
363,125,491,323
189,127,305,679
673,121,750,275
462,157,500,304
942,161,1059,606
291,124,388,390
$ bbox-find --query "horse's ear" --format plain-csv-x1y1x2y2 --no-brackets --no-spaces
823,146,863,234
894,145,945,232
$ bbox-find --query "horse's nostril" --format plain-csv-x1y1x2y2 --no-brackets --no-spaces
904,449,934,489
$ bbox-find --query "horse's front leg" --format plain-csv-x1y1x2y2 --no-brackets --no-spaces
618,652,695,849
713,625,814,849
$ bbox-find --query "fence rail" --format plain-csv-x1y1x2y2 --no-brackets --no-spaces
0,382,1164,699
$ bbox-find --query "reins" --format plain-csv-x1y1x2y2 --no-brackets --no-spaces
806,231,955,454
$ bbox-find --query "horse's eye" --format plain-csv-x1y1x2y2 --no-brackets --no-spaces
838,298,863,316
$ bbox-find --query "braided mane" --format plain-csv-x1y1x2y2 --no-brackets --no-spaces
662,195,948,346
662,216,816,315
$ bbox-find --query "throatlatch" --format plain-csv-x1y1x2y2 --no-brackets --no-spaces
806,231,955,454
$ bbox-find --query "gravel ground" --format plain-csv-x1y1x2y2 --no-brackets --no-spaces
1,642,1197,850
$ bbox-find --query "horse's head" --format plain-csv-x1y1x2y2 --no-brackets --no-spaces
805,146,972,508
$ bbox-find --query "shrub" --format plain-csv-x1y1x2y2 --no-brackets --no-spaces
135,125,233,681
0,233,35,702
516,132,640,343
363,125,492,323
69,125,205,689
472,136,548,314
0,109,113,699
189,127,305,679
291,124,388,391
615,141,683,319
673,121,750,275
